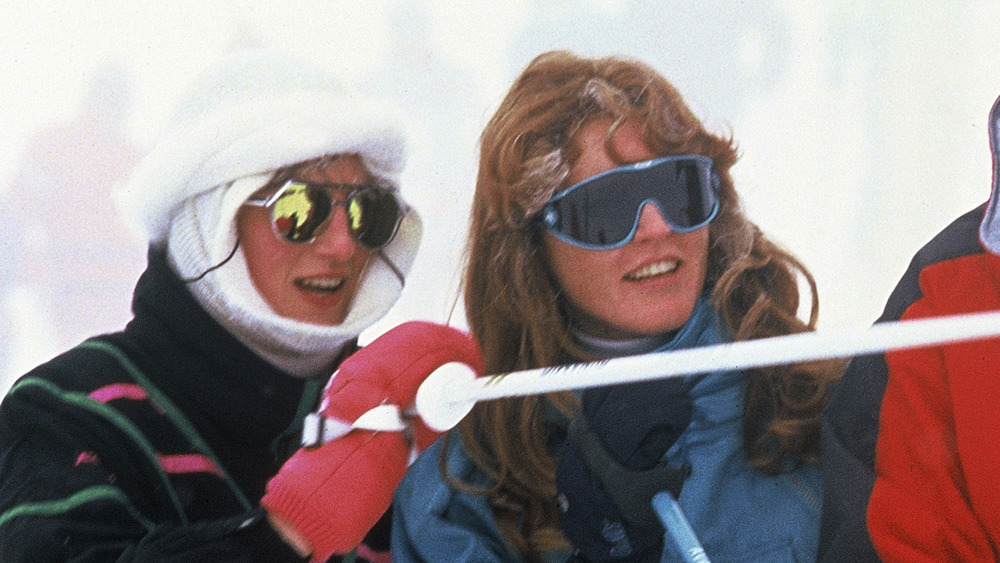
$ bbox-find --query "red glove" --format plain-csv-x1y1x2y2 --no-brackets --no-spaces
261,321,482,562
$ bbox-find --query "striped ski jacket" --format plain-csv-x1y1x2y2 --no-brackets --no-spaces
0,248,383,562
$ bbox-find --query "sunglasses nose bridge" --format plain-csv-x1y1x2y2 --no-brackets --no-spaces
309,204,361,256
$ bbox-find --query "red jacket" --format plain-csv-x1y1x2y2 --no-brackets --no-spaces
869,249,1000,561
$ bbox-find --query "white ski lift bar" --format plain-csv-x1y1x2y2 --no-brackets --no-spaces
416,310,1000,431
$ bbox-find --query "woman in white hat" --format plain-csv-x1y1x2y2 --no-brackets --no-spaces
0,48,480,563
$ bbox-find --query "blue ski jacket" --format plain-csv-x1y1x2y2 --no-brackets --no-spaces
392,298,823,562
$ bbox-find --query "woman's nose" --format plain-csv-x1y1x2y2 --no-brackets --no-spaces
632,202,673,241
311,206,358,259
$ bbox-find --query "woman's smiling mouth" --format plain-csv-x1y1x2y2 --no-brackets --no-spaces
295,277,345,294
624,259,679,281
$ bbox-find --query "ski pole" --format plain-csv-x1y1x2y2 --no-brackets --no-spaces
653,492,711,563
416,309,1000,431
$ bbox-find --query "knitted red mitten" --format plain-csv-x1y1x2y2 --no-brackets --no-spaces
261,321,482,562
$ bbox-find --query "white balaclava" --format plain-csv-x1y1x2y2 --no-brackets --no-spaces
980,92,1000,255
116,48,421,377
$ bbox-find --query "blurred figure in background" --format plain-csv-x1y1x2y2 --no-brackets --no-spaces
0,61,145,380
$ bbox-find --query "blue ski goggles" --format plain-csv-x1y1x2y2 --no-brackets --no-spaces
538,155,720,249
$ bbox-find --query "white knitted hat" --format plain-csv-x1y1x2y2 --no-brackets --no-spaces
980,92,1000,255
118,48,410,243
115,48,421,376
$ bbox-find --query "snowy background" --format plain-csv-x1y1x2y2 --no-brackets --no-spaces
2,1,1000,394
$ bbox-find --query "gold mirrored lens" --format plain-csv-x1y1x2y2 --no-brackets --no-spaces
348,198,363,233
270,183,330,242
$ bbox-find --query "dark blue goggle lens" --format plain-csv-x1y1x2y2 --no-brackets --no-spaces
539,155,719,249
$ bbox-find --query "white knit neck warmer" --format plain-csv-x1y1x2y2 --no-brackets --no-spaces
167,174,422,378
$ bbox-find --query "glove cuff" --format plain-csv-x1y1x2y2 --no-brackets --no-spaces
262,474,344,563
262,433,408,562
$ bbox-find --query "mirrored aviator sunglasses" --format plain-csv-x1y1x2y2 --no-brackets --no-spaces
244,180,404,250
539,154,720,250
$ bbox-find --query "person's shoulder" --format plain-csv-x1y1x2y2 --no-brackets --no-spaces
881,204,986,321
398,433,494,508
0,338,139,452
5,337,133,400
407,434,477,484
911,205,986,268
